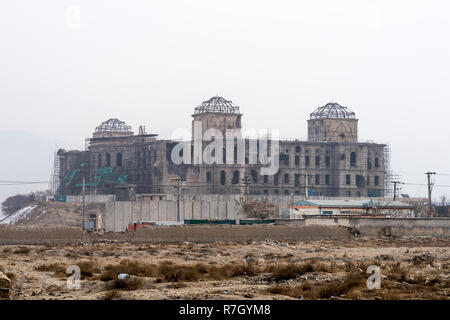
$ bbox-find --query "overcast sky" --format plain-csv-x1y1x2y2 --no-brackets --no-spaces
0,0,449,200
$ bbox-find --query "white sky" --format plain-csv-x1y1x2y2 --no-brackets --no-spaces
0,0,449,200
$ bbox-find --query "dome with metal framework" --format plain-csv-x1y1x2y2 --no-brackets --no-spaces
310,102,356,120
194,96,241,114
95,118,132,133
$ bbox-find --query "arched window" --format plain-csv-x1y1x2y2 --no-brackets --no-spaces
232,171,239,184
117,153,123,167
250,170,258,183
106,153,111,167
350,152,356,167
220,171,226,185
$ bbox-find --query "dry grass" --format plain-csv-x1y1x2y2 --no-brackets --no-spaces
34,263,67,277
100,259,158,281
77,260,101,279
158,262,202,282
13,247,31,255
386,263,409,282
102,290,122,300
271,261,331,281
268,272,367,299
107,278,143,291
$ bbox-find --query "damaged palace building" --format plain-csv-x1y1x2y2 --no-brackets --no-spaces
54,97,389,198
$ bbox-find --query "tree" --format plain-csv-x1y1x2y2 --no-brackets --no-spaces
236,195,274,219
1,193,36,215
437,195,449,217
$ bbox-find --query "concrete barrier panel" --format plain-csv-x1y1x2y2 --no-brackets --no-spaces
193,202,202,219
210,202,219,219
123,202,133,229
114,202,125,232
201,202,210,219
104,201,115,232
218,202,227,219
158,201,167,221
132,201,142,222
166,201,177,221
141,200,150,221
149,201,158,221
183,201,193,220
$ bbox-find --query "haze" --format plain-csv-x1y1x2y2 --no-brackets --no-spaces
0,0,449,206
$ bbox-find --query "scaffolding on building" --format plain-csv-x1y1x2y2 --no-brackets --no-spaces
384,143,394,197
50,150,61,195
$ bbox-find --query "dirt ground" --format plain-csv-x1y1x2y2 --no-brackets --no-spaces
0,237,448,300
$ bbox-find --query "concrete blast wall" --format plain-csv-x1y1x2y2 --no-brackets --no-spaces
104,199,241,232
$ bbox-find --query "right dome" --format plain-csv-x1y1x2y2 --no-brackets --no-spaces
310,102,356,120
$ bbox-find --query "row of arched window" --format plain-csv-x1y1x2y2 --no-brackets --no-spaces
94,152,122,168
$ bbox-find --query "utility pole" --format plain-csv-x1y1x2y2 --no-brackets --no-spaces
82,176,85,231
425,171,436,217
305,174,313,199
391,181,403,201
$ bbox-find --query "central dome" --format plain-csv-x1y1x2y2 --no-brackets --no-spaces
310,102,356,120
194,96,241,114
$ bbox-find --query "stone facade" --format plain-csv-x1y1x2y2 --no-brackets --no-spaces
57,98,387,198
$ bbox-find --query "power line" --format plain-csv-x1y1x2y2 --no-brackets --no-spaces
0,180,49,186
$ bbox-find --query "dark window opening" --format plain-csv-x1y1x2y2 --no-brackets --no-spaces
305,156,310,166
296,146,301,153
356,175,364,187
375,158,379,168
98,154,102,168
250,170,258,183
232,171,239,184
206,171,211,183
274,173,279,186
375,175,379,186
295,174,300,187
295,155,300,165
220,171,226,185
346,174,351,185
263,175,268,184
284,174,289,184
106,153,111,167
350,152,356,167
325,175,330,185
325,156,330,168
315,156,320,166
280,154,289,165
117,153,123,167
315,174,320,185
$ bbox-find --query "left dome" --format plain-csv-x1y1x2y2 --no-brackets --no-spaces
93,118,133,138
